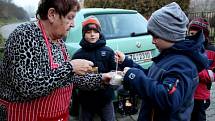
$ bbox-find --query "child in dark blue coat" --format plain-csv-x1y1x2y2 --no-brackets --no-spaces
72,16,116,121
189,18,215,121
115,2,209,121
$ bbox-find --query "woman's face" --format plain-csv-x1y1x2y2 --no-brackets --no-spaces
51,9,77,40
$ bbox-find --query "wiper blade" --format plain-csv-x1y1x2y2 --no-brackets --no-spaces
130,32,150,37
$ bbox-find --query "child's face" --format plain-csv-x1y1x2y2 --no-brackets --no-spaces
152,36,174,52
84,30,100,43
188,30,198,36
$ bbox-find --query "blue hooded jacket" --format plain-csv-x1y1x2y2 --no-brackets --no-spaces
72,34,116,109
121,31,208,121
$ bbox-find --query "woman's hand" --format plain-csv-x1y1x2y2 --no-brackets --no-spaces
115,50,125,64
70,59,94,75
101,73,113,85
101,71,124,85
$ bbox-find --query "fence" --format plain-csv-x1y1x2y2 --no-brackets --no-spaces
187,11,215,44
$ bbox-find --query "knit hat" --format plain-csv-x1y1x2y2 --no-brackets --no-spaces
147,2,189,42
188,18,210,40
82,16,101,35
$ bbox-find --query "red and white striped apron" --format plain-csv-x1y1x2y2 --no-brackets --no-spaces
0,20,73,121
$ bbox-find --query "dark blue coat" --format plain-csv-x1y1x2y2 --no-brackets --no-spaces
121,32,208,121
72,34,116,109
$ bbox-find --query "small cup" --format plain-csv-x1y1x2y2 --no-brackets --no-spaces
110,73,123,85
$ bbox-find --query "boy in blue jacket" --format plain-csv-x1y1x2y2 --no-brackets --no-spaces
188,18,215,121
115,2,208,121
72,16,116,121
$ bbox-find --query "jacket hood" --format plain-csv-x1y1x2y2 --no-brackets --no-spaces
80,33,106,50
171,31,208,71
153,31,208,72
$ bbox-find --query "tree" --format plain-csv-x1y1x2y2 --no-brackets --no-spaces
84,0,190,18
0,1,29,20
0,0,12,3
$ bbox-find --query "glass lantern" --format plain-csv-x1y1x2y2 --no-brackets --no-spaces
116,88,138,115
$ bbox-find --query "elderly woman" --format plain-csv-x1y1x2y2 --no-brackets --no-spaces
0,0,111,120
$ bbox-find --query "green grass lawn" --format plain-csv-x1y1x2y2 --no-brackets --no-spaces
0,18,20,27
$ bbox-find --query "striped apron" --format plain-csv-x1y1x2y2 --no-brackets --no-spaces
0,20,73,121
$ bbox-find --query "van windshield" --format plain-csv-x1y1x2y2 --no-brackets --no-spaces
92,13,148,39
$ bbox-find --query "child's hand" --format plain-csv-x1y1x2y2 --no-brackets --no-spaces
115,50,125,64
123,67,130,74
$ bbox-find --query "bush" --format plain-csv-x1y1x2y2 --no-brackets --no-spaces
84,0,190,18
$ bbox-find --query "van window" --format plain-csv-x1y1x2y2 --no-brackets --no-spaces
90,13,148,39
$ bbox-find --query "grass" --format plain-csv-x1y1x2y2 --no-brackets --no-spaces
0,18,21,27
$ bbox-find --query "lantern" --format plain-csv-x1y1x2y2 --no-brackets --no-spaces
116,88,138,115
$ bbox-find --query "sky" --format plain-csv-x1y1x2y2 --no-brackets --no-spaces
12,0,40,14
11,0,82,17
